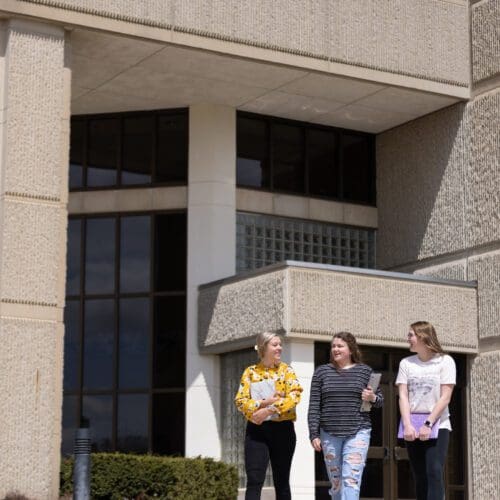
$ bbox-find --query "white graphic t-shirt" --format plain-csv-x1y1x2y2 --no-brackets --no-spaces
395,354,456,430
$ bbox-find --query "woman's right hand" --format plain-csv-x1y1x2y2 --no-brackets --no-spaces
403,424,417,441
311,438,322,452
260,393,281,408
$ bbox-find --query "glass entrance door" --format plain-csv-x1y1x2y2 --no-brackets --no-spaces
313,344,467,500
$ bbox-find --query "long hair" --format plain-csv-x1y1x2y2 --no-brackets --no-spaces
255,331,282,360
330,331,363,367
410,321,445,354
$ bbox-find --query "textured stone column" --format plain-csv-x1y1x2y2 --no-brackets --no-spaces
283,340,316,498
186,103,236,458
0,19,70,500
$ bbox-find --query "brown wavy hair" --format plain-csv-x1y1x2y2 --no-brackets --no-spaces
410,321,445,354
330,331,363,367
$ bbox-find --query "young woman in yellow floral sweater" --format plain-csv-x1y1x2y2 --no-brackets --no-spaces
235,332,303,500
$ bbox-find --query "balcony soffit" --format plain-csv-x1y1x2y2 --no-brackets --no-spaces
71,29,462,133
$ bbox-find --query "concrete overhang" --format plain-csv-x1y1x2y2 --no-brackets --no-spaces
198,261,478,354
68,29,464,133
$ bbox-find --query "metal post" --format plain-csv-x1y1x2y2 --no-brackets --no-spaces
73,428,91,500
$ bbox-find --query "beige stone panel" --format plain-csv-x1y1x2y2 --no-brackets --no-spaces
198,270,286,349
2,20,65,201
308,198,344,225
17,0,469,86
0,318,63,500
343,203,378,229
288,268,476,350
236,189,274,215
273,194,309,220
468,250,500,341
465,90,500,247
472,0,500,84
0,199,63,305
199,264,478,353
377,103,467,268
469,351,500,499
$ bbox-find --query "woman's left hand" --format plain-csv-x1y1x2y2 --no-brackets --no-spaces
361,386,376,403
418,425,432,441
251,407,274,425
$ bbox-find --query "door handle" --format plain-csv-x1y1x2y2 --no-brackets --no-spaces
383,446,390,462
394,446,408,461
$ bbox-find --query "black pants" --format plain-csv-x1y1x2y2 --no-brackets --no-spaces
406,429,450,500
244,420,296,500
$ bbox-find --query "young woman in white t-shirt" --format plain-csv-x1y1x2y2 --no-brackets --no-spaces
395,321,456,500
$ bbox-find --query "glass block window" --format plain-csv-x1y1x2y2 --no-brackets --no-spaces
236,212,375,273
221,349,273,488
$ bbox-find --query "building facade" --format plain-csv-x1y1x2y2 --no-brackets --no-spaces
0,1,498,499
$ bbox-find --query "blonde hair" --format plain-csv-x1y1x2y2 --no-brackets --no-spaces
410,321,445,354
255,331,282,360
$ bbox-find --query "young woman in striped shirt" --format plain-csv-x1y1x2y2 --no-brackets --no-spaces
308,332,383,500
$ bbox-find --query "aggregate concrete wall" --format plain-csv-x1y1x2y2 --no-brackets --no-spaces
15,0,469,86
472,0,500,84
0,19,69,500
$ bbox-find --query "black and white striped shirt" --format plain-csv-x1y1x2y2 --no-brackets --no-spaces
308,363,383,440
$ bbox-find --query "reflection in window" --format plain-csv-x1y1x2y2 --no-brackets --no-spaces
117,394,149,453
119,298,150,389
157,113,188,183
120,216,150,293
63,213,186,455
83,299,114,390
63,300,80,391
87,119,118,187
82,395,113,452
236,112,375,205
61,395,78,456
69,120,84,189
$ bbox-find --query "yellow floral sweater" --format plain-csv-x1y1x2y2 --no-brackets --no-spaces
235,362,303,422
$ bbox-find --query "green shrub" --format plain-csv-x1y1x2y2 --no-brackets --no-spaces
60,453,238,500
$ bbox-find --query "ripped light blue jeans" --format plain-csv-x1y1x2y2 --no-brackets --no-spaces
320,427,371,500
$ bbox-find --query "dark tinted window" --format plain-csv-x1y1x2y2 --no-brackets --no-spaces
155,213,186,291
341,134,374,204
70,120,84,189
63,212,186,455
153,393,185,455
156,113,188,183
122,116,153,185
85,218,115,295
87,119,119,187
272,123,304,193
308,129,338,198
237,117,269,188
153,296,186,389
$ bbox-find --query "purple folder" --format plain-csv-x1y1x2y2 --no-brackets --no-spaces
398,414,440,439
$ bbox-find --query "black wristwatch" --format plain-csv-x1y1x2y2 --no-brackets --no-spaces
424,420,433,428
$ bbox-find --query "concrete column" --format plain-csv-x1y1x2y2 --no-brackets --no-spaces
0,19,70,500
283,339,316,498
186,103,236,457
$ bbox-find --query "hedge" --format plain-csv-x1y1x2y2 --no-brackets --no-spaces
60,453,239,500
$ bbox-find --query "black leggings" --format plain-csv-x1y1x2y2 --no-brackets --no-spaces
244,420,296,500
406,429,450,500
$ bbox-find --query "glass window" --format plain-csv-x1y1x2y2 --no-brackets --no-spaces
117,394,149,453
85,218,115,295
156,113,188,183
82,395,113,452
153,393,185,455
272,123,304,193
341,133,374,203
63,300,80,391
153,296,186,389
154,214,186,291
66,219,81,296
120,216,150,293
61,394,78,456
83,299,115,390
237,117,269,188
70,120,84,189
119,298,150,389
122,116,153,185
308,129,338,198
87,119,119,187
